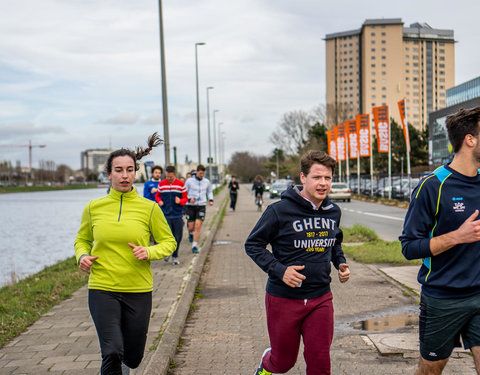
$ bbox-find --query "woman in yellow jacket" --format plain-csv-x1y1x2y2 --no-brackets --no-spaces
75,134,176,375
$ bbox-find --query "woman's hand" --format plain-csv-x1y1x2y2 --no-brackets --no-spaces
128,243,148,260
79,255,98,273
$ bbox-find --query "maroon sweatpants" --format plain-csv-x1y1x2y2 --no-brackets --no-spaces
262,291,334,375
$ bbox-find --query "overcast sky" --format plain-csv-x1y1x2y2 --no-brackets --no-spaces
0,0,478,170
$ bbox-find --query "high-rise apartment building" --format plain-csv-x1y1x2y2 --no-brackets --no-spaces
325,18,454,131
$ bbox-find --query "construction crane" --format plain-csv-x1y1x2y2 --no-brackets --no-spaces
0,140,47,174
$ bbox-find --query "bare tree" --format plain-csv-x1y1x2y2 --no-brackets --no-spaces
228,151,269,182
311,104,327,125
326,102,356,129
270,110,316,155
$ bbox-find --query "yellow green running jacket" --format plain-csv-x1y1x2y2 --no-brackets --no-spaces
75,186,176,292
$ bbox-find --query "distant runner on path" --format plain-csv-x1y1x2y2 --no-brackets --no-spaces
184,164,213,253
246,150,350,375
156,165,188,265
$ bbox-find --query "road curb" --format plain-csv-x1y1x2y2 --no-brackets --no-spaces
142,194,228,375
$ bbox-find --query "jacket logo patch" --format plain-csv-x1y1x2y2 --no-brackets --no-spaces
453,202,465,212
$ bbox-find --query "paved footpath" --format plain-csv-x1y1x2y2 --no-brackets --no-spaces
171,186,477,375
0,187,229,375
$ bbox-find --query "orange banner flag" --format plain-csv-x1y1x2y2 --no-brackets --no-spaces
372,105,390,153
335,124,346,161
356,114,371,157
398,99,411,152
327,129,337,160
346,120,359,159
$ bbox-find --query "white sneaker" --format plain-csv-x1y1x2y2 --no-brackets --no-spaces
121,363,130,375
172,257,180,265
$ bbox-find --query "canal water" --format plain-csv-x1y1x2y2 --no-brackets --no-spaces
0,185,145,287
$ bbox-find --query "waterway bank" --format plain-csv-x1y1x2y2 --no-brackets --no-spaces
0,184,101,194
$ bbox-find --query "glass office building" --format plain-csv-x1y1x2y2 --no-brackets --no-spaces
447,76,480,107
429,76,480,168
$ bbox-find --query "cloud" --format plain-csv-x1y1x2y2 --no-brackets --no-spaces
0,122,65,139
100,113,141,125
0,0,479,170
140,113,163,125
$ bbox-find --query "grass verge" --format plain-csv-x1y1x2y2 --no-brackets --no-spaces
342,224,422,266
343,224,379,242
0,256,88,348
0,184,99,194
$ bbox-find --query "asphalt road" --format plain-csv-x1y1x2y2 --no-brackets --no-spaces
335,200,407,241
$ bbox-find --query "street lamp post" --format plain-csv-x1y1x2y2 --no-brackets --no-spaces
158,0,170,165
213,109,220,162
206,86,214,181
195,42,206,163
215,121,223,166
218,123,223,165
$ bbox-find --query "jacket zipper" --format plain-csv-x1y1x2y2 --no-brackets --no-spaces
118,194,123,222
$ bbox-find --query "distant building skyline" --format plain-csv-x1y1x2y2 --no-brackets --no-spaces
325,18,455,131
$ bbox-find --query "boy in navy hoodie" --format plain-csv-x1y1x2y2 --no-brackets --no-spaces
246,150,350,375
400,107,480,374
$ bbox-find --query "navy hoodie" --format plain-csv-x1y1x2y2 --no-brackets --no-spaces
245,186,346,299
400,164,480,298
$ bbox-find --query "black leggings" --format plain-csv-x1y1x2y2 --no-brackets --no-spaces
88,289,152,375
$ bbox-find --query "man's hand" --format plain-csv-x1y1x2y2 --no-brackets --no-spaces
209,201,214,206
190,198,196,204
454,210,480,244
430,210,480,255
151,187,158,194
158,200,164,206
79,255,98,273
338,263,350,283
282,265,306,288
175,196,180,204
128,243,148,260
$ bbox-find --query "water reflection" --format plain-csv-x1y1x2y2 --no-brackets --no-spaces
350,312,418,332
0,186,123,287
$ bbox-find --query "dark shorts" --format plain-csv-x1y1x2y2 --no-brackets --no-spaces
419,292,480,361
185,205,206,222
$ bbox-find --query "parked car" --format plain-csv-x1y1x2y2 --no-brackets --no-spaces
269,181,291,199
329,183,351,202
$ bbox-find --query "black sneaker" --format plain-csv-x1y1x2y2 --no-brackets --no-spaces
254,348,272,375
188,233,194,242
192,246,199,254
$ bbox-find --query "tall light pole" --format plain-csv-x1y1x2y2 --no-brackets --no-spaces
221,131,226,167
158,0,170,165
215,121,223,165
213,109,220,162
206,86,214,181
218,123,223,165
195,42,206,163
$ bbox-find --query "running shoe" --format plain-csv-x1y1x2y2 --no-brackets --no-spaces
121,363,130,375
163,256,170,262
172,257,180,265
188,233,194,242
254,348,272,375
192,246,199,254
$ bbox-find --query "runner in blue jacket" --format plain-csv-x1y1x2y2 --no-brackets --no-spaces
400,106,480,374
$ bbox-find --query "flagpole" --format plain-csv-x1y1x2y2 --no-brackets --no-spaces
370,119,374,197
346,127,350,187
405,102,412,198
388,114,392,200
357,142,360,195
